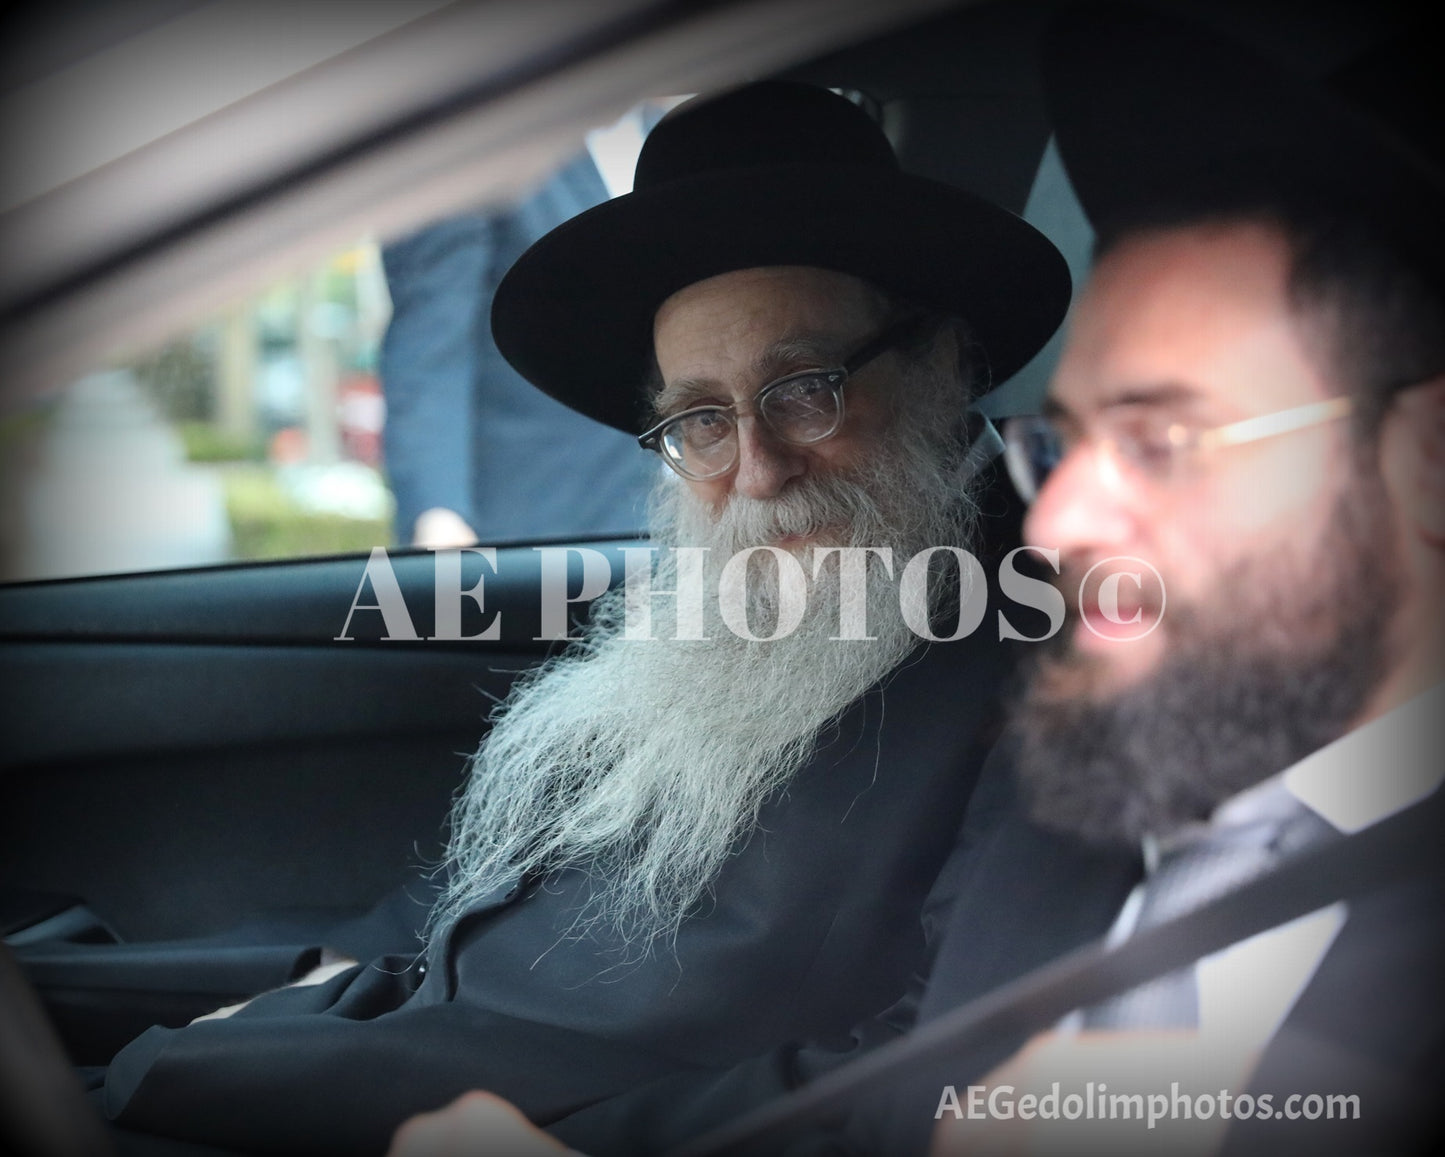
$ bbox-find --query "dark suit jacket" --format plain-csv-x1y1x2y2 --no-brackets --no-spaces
1218,828,1445,1156
548,771,1444,1157
101,634,1012,1155
542,748,1143,1156
379,152,657,543
830,789,1445,1157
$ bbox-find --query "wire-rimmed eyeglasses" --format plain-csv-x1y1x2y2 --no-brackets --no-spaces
638,315,928,481
1001,395,1354,503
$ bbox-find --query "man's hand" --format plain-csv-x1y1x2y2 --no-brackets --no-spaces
387,1091,570,1157
190,952,358,1023
412,507,479,548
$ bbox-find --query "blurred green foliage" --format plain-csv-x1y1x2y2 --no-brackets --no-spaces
127,332,218,422
223,467,390,560
178,422,267,463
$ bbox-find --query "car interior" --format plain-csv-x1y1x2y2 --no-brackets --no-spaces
0,0,1405,1146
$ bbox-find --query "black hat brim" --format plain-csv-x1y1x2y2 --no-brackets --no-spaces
492,163,1071,433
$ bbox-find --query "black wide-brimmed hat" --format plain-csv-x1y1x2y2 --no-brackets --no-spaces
491,81,1072,433
1040,3,1443,286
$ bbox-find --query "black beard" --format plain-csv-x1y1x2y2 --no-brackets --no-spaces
1006,474,1399,848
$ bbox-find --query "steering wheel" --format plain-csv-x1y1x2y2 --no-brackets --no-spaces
0,942,114,1156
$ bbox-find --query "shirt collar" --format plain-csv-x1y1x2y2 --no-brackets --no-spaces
1214,681,1445,835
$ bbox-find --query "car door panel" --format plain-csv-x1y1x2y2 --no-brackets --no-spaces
0,542,635,1059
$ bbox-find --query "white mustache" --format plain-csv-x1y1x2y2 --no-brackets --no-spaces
706,472,887,555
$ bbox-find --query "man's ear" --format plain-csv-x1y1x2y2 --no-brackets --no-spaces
1380,376,1445,543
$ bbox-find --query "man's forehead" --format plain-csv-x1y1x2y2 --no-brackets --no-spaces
1047,222,1333,421
651,266,886,385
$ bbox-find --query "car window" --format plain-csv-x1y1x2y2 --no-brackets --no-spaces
0,127,1080,584
0,104,676,583
978,136,1095,421
0,239,394,582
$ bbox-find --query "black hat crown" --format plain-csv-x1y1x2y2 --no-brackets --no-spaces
1043,4,1443,290
493,80,1071,432
634,82,898,190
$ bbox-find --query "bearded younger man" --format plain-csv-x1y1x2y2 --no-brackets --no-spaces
100,80,1069,1155
931,6,1445,1154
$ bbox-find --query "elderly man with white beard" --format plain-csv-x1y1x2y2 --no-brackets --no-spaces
96,81,1070,1156
436,267,994,950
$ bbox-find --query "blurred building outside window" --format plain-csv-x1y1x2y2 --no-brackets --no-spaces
0,97,682,585
0,239,395,583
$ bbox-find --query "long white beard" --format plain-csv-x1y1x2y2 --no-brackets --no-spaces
434,364,978,949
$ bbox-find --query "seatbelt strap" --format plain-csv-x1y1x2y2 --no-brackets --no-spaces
670,791,1444,1157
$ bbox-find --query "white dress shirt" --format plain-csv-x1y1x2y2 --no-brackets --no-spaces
1079,681,1444,1077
